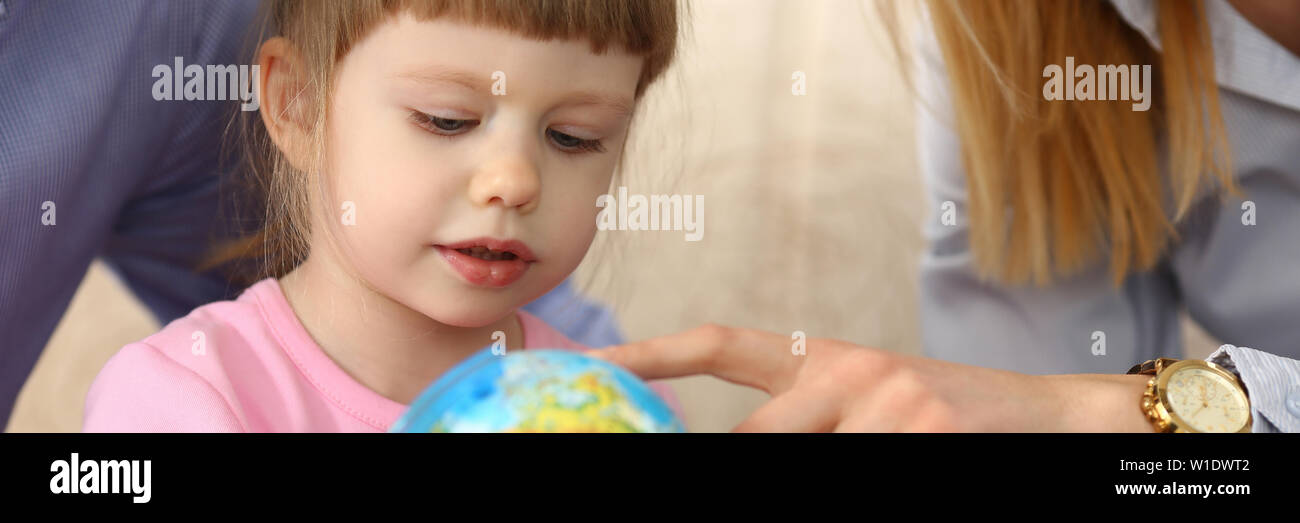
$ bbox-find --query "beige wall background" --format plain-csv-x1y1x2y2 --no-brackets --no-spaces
6,0,1219,433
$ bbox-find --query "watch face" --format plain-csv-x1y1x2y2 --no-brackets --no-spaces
1163,366,1250,432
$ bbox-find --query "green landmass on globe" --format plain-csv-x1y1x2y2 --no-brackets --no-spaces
392,348,686,433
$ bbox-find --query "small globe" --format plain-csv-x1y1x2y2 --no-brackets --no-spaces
390,348,686,433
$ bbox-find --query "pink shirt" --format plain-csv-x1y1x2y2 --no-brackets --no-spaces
83,278,683,432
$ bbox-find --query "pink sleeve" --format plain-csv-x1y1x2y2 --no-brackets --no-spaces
83,342,246,432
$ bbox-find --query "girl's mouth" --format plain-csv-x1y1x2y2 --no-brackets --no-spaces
454,246,518,261
434,238,536,288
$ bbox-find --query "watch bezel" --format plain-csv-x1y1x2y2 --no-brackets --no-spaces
1155,359,1252,433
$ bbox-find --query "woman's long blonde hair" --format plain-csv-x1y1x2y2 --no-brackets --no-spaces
203,0,680,286
907,0,1235,286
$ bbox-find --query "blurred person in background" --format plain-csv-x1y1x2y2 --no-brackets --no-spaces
595,0,1300,433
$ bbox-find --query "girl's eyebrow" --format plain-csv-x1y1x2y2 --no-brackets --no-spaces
393,65,634,119
559,91,634,121
392,66,487,92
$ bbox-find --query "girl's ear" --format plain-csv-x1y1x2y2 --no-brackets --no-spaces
257,37,315,172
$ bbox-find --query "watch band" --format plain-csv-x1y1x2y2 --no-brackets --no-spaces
1126,357,1180,376
1208,348,1248,389
1128,357,1180,433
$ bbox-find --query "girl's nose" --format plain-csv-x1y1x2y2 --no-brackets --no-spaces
467,155,541,213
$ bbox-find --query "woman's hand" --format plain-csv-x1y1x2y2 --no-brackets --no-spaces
587,324,1155,432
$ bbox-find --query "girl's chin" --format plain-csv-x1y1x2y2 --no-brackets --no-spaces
428,312,514,330
412,298,523,329
390,271,561,328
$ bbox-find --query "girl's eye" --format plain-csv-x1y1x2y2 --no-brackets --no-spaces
409,111,478,135
547,128,606,154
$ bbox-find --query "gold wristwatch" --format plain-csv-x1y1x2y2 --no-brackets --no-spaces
1126,357,1252,433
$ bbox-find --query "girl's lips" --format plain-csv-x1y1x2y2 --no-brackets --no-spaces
433,239,535,288
439,238,537,262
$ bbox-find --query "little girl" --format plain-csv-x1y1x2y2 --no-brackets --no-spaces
83,0,682,432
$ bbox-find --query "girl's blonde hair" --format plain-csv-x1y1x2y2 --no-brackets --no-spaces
204,0,680,286
895,0,1234,286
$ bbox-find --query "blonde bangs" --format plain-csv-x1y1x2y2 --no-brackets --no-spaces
273,0,679,98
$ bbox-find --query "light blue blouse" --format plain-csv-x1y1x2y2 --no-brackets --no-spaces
914,0,1300,432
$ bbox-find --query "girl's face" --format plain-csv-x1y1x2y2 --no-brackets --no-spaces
320,13,642,327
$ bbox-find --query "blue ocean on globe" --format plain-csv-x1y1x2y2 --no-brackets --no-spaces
390,347,687,433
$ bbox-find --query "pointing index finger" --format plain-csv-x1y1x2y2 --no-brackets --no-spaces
586,324,802,394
